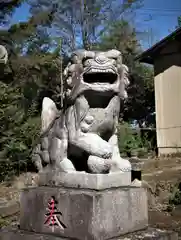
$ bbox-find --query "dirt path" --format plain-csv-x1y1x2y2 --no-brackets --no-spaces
149,209,181,238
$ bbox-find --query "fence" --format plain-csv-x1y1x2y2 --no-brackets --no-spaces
119,124,181,156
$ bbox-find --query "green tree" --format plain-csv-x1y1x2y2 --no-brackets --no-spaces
177,16,181,28
96,19,155,154
0,49,65,181
0,9,65,181
28,0,142,51
0,0,24,25
96,20,155,123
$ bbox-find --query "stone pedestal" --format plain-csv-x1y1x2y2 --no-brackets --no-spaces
20,187,147,239
0,171,178,240
20,171,149,240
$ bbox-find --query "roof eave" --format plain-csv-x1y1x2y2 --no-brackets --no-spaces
135,27,181,64
135,55,154,64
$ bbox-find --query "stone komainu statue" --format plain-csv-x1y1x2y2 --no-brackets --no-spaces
32,49,131,174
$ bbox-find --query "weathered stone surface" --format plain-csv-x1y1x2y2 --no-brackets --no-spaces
38,171,131,189
0,228,178,240
118,228,178,239
0,200,19,218
19,186,148,240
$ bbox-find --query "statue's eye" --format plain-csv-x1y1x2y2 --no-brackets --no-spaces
107,57,117,61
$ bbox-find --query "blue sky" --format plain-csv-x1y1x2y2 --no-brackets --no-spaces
135,0,181,49
10,0,181,51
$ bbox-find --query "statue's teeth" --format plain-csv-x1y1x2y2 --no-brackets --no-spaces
87,68,115,73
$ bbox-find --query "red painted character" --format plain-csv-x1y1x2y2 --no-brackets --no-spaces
44,197,66,229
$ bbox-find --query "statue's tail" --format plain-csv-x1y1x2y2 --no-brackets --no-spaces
41,97,59,134
32,97,59,171
0,45,8,64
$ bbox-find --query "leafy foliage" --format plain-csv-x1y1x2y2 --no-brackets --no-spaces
0,0,24,25
28,0,142,51
169,185,181,206
117,122,150,158
0,216,10,228
0,41,63,181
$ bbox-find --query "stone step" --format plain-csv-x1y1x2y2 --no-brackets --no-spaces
0,228,178,240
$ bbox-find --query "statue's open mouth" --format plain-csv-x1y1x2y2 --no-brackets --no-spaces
83,68,117,84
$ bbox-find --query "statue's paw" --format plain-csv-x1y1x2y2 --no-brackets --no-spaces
111,158,131,173
88,155,111,174
58,158,76,172
79,133,112,158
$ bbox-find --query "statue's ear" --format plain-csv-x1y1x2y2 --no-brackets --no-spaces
105,49,121,59
63,62,71,78
122,64,130,87
41,97,58,133
118,64,130,100
117,54,122,65
71,49,89,64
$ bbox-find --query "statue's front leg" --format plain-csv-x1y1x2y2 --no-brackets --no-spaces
32,144,43,172
70,132,113,173
73,132,112,158
108,134,131,173
38,97,76,173
49,134,76,173
66,103,113,173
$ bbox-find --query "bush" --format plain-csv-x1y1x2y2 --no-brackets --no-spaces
169,186,181,206
0,216,10,229
117,122,151,157
0,116,40,182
